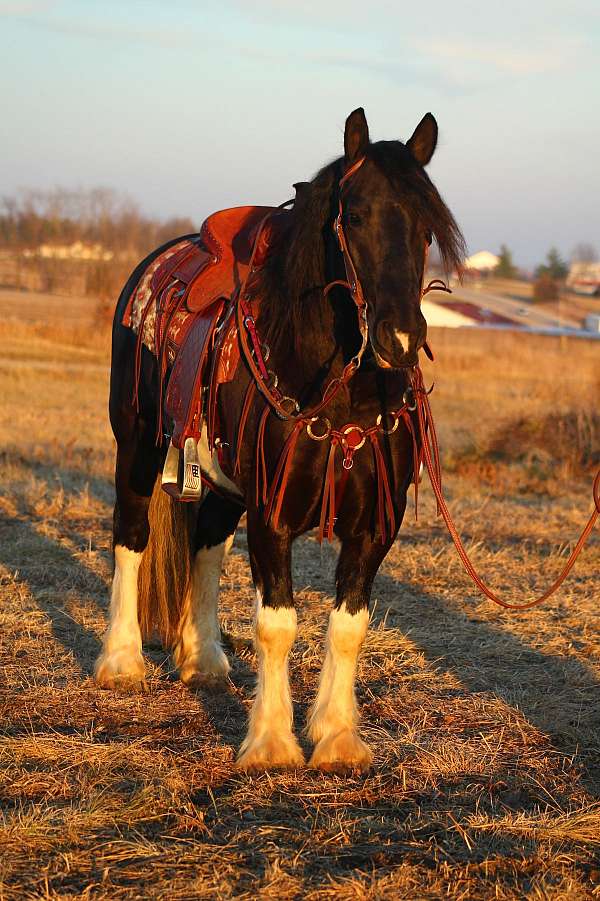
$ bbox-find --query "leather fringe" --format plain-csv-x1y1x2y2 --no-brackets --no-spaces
368,431,396,544
264,420,305,529
234,380,257,476
318,438,340,543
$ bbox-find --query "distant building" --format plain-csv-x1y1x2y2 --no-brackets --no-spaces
421,299,476,327
464,250,499,273
566,262,600,296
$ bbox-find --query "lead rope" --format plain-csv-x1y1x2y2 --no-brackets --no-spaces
410,365,600,610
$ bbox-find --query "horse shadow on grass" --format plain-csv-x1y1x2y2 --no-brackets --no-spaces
258,533,600,798
3,447,598,795
0,453,254,738
0,449,120,679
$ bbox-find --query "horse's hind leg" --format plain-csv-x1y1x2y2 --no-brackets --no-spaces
236,514,304,771
174,492,243,686
308,533,392,772
95,419,161,691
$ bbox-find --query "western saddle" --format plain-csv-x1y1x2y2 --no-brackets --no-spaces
123,204,291,500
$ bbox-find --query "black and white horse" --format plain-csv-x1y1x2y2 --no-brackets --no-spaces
95,108,465,772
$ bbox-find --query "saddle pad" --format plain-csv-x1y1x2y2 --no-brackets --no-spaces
121,239,198,353
165,299,225,448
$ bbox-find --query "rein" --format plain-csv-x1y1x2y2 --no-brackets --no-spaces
410,366,600,610
233,157,599,604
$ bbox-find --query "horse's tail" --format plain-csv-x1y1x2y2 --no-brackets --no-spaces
137,477,196,648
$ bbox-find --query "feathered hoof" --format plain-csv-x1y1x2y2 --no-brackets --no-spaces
178,645,231,689
236,733,305,773
309,729,373,773
94,649,147,693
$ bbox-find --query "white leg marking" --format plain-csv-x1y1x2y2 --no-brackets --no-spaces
95,545,146,689
175,542,230,685
236,591,304,771
308,604,372,771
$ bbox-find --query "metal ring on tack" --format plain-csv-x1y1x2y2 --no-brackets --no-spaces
279,396,300,415
307,417,332,441
342,425,366,450
265,369,278,389
376,412,400,435
251,341,270,363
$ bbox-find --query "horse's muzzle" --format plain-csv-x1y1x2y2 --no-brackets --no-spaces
371,319,426,369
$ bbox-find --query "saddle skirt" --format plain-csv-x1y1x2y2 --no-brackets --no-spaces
123,204,291,497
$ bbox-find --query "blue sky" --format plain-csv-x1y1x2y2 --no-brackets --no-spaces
1,0,599,268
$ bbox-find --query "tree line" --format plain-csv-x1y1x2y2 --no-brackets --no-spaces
495,243,597,281
0,187,195,255
493,243,598,301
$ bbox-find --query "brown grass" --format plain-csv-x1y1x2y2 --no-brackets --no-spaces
0,306,599,899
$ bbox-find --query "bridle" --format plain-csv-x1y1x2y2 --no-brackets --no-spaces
233,159,599,608
236,155,446,423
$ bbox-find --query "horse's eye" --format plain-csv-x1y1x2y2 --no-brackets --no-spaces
425,230,433,245
347,212,362,227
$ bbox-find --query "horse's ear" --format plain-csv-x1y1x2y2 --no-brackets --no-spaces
407,113,438,166
344,108,369,164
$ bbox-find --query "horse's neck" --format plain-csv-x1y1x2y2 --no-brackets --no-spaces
267,239,365,408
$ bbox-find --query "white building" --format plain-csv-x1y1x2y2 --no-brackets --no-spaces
566,262,600,296
464,250,500,272
421,299,475,328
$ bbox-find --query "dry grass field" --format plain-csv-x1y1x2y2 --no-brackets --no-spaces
0,294,599,899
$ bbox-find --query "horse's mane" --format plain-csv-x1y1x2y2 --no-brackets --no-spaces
258,160,340,353
259,141,466,354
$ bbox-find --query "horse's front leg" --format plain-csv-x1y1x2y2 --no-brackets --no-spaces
236,516,304,772
308,532,393,772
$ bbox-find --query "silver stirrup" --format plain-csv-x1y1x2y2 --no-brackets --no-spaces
161,439,180,498
181,437,203,500
161,438,204,501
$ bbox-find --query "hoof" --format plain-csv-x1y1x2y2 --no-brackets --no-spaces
180,667,229,691
309,729,373,773
94,649,147,693
236,733,305,773
178,644,230,688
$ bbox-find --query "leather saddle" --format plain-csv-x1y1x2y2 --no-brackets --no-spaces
124,203,292,497
123,204,287,327
186,205,279,313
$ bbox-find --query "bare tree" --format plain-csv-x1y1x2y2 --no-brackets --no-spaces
571,242,598,263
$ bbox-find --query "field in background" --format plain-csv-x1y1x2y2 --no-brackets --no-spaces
0,294,599,899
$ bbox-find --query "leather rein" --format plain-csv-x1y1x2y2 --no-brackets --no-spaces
233,156,599,609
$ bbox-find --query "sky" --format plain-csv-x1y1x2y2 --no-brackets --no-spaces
1,0,599,269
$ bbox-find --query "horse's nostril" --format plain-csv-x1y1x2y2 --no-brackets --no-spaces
375,320,396,353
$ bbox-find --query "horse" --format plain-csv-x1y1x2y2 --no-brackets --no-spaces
94,107,465,772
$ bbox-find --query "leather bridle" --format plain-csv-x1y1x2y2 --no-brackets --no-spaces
232,160,599,600
236,155,442,421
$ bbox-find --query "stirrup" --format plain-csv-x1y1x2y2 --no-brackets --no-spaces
161,439,181,498
180,437,203,500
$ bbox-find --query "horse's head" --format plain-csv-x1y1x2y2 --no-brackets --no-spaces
337,108,464,369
